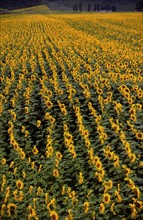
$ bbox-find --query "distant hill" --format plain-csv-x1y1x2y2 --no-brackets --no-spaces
0,0,142,11
0,0,42,10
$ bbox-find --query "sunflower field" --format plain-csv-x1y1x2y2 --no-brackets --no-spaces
0,12,143,220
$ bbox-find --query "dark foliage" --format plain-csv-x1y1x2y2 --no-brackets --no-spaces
136,1,143,11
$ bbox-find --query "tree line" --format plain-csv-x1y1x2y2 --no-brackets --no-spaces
73,3,117,12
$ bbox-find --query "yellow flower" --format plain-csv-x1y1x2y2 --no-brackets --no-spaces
31,161,35,169
99,203,105,214
1,158,6,165
47,90,52,97
63,124,68,131
129,153,136,163
112,124,120,133
13,190,24,201
83,201,90,214
45,150,50,158
84,138,90,148
46,100,53,109
45,112,50,120
50,210,59,220
61,185,66,195
130,114,136,122
20,151,26,160
96,161,102,171
29,185,34,194
25,130,29,137
136,104,142,110
36,120,41,128
1,203,6,216
28,205,37,217
47,199,56,212
135,132,143,140
78,172,84,184
133,186,140,199
103,193,111,204
83,129,89,137
32,146,39,155
103,180,113,192
110,202,116,215
129,204,138,219
21,126,25,133
95,172,103,182
56,151,62,160
22,171,26,178
115,190,122,203
16,180,24,190
139,161,143,167
53,169,59,178
45,192,49,204
4,186,10,203
7,203,17,216
37,186,43,195
25,107,29,114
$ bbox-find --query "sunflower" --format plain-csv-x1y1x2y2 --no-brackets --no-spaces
10,161,14,168
32,146,38,155
136,68,141,74
1,203,6,216
129,204,138,219
56,151,62,160
88,102,92,108
37,186,43,195
138,92,142,98
83,129,89,137
99,203,105,214
7,203,17,216
62,109,67,115
53,169,59,178
112,124,120,133
130,114,136,122
129,153,136,163
50,117,55,125
8,128,13,135
58,90,63,95
13,190,24,201
96,161,102,170
103,193,111,204
129,108,136,115
25,130,29,137
136,104,142,110
21,126,25,133
133,187,140,199
20,151,26,160
25,107,29,114
48,146,53,155
79,172,83,184
50,210,59,220
83,201,90,214
135,132,143,140
16,180,24,190
1,158,6,165
107,152,114,160
45,151,50,158
36,120,41,128
110,202,116,215
63,124,68,131
47,90,52,97
115,191,122,203
46,100,53,109
128,98,133,105
45,112,50,120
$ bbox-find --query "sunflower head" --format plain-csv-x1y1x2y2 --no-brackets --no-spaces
50,210,59,220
